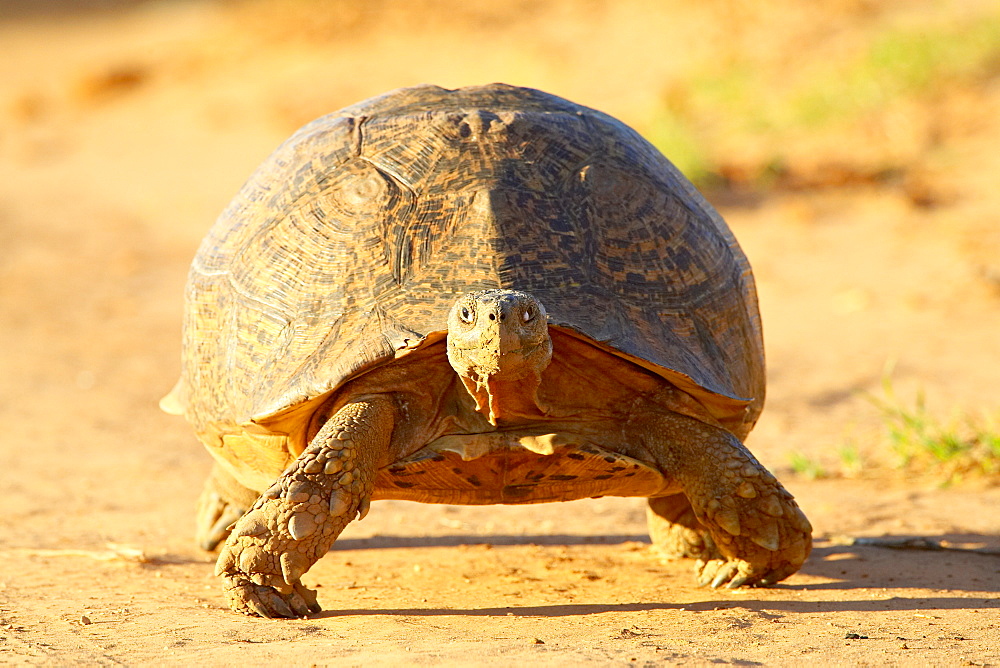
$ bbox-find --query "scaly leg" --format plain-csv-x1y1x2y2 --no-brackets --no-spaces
633,411,812,587
215,396,395,617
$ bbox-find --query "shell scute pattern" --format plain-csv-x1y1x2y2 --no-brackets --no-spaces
173,83,763,442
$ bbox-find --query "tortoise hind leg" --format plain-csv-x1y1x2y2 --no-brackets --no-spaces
196,464,261,551
215,396,396,618
646,494,719,562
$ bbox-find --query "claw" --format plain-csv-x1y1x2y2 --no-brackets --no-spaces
696,559,714,587
223,572,319,619
288,589,316,617
269,574,294,596
357,496,371,521
726,573,750,589
263,589,296,618
295,582,321,613
697,559,723,587
711,564,736,588
246,596,271,618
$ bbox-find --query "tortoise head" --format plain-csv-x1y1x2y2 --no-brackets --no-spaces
446,289,552,424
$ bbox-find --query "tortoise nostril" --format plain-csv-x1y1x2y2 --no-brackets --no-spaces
488,313,497,321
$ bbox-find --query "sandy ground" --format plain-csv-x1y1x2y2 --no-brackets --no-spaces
1,1,999,665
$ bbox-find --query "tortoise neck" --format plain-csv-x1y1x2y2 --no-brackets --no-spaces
457,368,549,426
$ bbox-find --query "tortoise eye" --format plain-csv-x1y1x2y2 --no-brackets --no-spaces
522,309,534,323
459,306,474,323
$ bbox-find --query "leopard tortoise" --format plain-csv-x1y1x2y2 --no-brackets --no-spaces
162,83,812,618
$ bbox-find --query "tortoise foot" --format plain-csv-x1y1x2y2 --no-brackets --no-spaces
213,479,358,618
222,572,320,618
214,490,333,617
639,412,812,587
695,479,812,587
213,398,389,617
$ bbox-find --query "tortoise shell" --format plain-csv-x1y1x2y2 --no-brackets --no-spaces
164,83,765,492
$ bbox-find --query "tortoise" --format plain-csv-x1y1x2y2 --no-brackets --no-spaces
162,83,812,618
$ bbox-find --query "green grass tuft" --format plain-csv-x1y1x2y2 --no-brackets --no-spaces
792,12,1000,128
868,375,1000,484
837,443,865,477
640,8,1000,186
788,452,827,480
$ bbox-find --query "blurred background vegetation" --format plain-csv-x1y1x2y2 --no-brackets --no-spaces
7,0,1000,196
210,0,1000,192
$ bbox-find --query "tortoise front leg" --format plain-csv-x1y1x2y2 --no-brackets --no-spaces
215,396,395,618
633,411,812,588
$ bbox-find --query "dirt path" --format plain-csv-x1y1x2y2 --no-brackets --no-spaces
2,1,998,665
